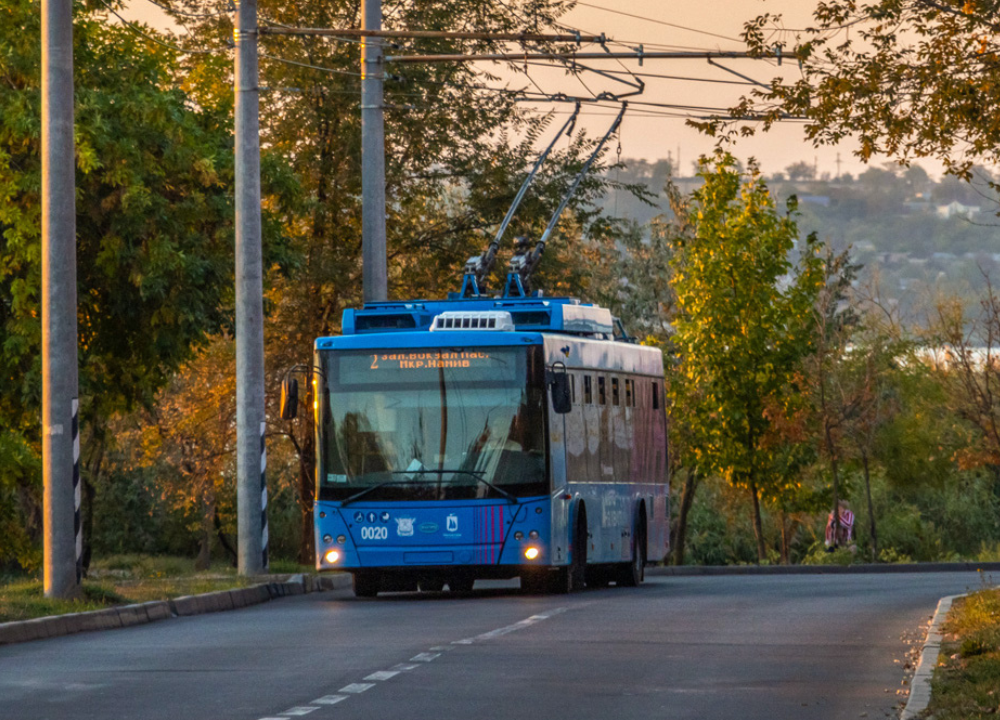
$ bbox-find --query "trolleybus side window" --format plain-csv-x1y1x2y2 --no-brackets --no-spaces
584,375,593,405
652,381,660,410
612,377,620,405
598,376,607,405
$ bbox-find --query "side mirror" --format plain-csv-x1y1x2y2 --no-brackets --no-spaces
280,377,299,420
550,372,571,415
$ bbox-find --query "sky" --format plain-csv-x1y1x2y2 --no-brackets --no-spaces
126,0,944,180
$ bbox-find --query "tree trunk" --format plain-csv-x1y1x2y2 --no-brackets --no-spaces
671,469,698,566
298,430,317,565
214,508,238,567
195,484,215,571
749,479,766,563
825,420,842,549
779,509,790,565
861,451,878,562
81,428,106,577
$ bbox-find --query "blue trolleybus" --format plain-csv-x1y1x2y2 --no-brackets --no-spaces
283,295,669,596
279,102,667,596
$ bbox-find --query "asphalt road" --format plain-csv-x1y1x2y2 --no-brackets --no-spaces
0,572,988,720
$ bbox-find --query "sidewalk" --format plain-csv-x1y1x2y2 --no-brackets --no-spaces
0,573,351,647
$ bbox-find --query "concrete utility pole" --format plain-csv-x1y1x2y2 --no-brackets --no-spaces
235,0,268,575
41,0,81,599
361,0,388,302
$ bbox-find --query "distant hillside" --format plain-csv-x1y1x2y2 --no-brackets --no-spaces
602,158,1000,313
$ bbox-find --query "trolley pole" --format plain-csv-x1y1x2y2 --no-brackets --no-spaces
361,0,388,302
235,0,268,575
41,0,80,599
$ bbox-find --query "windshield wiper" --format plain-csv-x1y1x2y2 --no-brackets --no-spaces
341,480,418,507
401,469,518,503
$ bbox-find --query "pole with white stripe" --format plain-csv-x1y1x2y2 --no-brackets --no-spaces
41,0,81,599
260,421,269,570
235,0,268,575
72,399,82,583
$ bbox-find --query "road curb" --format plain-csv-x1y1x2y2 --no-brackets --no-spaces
900,593,961,720
0,573,352,648
648,561,1000,576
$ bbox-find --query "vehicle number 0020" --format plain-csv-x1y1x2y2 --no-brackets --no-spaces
360,526,388,541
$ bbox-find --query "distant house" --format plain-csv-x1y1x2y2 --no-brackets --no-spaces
799,194,831,207
936,201,979,219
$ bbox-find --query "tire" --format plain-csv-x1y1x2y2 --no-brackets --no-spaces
353,571,380,598
617,522,646,588
419,579,444,592
449,577,475,593
570,512,587,591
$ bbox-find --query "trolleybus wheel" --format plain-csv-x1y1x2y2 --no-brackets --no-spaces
570,512,588,591
353,571,380,598
419,579,445,592
617,522,646,587
449,577,474,594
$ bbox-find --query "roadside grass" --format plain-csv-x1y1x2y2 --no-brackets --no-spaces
926,580,1000,719
0,554,307,623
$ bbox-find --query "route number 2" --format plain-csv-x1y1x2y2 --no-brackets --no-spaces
361,526,388,541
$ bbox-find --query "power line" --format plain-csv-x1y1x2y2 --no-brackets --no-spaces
571,2,743,44
136,0,232,19
94,0,229,55
259,52,365,78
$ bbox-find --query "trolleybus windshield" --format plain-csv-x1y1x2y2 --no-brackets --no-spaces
318,346,547,502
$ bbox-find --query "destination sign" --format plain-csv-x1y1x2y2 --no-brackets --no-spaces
370,350,492,370
336,349,521,386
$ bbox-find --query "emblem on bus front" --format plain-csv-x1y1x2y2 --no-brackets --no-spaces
396,517,415,537
446,514,459,533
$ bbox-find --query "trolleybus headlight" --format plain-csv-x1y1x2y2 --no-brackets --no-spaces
337,535,347,544
524,547,540,560
323,534,333,544
514,531,524,540
324,549,341,564
528,530,539,539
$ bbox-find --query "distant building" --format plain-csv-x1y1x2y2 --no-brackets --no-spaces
936,201,979,219
799,194,831,207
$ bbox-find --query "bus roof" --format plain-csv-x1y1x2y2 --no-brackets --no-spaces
330,296,615,339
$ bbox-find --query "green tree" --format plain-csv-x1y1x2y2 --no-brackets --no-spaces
0,0,295,569
668,151,825,562
701,1,1000,180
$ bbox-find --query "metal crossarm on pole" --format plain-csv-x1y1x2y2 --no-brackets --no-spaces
258,27,604,43
387,50,755,63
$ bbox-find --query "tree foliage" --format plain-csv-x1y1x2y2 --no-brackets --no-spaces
696,0,1000,179
668,151,826,561
0,0,294,569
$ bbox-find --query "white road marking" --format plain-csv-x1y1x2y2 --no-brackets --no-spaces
452,607,569,645
272,608,570,718
339,683,376,694
410,652,441,662
364,670,400,681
